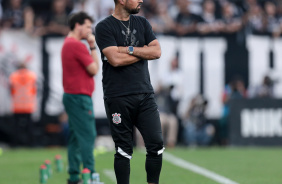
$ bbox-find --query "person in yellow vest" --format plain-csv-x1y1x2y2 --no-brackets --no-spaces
9,62,37,146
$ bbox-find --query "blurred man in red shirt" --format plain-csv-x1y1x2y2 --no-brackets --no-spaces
61,12,99,184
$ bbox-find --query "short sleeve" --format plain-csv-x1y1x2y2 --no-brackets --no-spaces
144,18,157,45
74,42,93,67
95,21,117,51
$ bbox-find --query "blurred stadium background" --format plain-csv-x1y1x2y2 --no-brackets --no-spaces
1,0,282,183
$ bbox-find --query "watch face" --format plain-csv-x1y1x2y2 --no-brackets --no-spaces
129,46,134,52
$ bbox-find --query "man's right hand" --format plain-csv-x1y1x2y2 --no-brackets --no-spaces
87,34,96,47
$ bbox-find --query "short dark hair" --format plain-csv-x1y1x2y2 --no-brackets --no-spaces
114,0,117,4
68,12,94,31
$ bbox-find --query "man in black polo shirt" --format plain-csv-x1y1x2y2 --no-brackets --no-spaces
95,0,164,184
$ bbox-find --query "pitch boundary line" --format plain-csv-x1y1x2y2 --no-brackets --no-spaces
103,169,116,183
164,152,239,184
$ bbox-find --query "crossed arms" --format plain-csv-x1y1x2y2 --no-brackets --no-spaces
102,39,161,67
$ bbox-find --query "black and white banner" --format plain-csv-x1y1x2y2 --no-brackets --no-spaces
1,33,282,121
229,99,282,146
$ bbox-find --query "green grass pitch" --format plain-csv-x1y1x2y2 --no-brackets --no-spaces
0,147,282,184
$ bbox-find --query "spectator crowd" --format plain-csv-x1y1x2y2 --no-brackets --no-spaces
1,0,282,37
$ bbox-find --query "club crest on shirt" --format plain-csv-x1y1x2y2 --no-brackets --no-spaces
112,113,121,124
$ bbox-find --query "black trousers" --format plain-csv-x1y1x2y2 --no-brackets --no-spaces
104,93,164,184
12,113,33,146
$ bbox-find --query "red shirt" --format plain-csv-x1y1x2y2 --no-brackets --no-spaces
61,37,94,96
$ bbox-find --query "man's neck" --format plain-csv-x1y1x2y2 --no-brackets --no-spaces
68,32,80,40
112,7,130,21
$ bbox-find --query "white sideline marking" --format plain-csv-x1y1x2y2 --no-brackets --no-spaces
164,152,239,184
103,169,116,182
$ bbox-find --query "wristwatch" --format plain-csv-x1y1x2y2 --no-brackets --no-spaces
128,46,134,55
90,46,96,50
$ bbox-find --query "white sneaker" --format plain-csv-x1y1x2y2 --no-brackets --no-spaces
92,173,100,182
91,173,104,184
